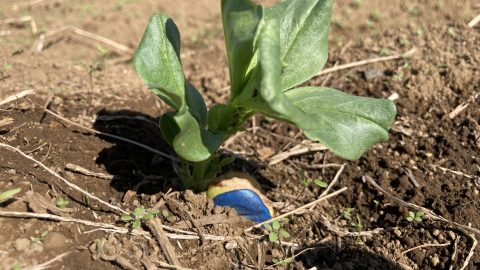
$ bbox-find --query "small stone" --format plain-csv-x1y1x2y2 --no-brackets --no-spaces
364,68,383,80
225,240,238,250
133,248,143,259
14,238,31,251
132,199,140,207
31,243,44,253
6,169,16,175
271,248,282,258
430,255,440,267
393,228,402,237
149,195,157,204
432,229,440,236
43,232,68,250
212,206,223,215
447,231,456,240
183,190,196,203
438,234,445,242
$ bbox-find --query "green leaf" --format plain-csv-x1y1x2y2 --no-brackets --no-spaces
134,13,185,110
0,188,21,202
150,209,160,215
279,229,290,238
286,87,396,160
218,156,236,168
268,232,278,242
121,215,133,222
133,207,144,218
272,221,281,230
266,0,333,90
142,213,154,221
221,0,264,98
132,220,141,229
406,216,414,222
264,223,273,231
207,104,239,133
314,179,328,188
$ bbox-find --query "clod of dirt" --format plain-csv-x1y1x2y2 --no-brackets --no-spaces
43,232,68,250
14,238,30,251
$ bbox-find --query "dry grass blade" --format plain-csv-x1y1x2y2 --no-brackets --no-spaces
459,234,478,270
315,48,418,77
468,14,480,27
0,89,35,107
65,163,114,180
400,242,451,255
363,175,480,236
268,141,327,165
448,92,479,119
318,214,383,237
0,16,37,34
0,142,128,215
23,252,70,270
146,218,182,267
0,117,14,128
245,187,348,232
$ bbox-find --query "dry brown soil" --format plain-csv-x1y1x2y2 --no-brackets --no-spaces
1,0,479,269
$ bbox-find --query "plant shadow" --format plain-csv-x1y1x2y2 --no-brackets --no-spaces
92,109,272,195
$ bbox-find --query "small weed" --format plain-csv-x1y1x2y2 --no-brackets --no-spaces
0,188,21,203
341,207,353,220
12,263,22,270
161,209,177,223
351,214,363,243
373,199,380,208
56,197,70,208
121,207,160,229
379,47,390,56
392,74,404,82
31,230,49,243
406,211,424,223
265,219,290,243
3,63,12,70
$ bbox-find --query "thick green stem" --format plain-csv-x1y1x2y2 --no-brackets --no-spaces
179,157,213,192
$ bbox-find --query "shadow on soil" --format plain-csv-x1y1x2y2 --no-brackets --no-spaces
297,243,404,269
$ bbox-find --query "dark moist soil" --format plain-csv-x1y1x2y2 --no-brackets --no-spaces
1,0,480,269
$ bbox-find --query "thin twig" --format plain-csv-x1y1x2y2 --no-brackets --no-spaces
245,187,348,232
401,242,451,255
146,218,182,267
0,142,128,214
0,89,35,107
43,108,178,162
315,48,417,77
23,252,70,270
448,92,479,119
363,175,480,236
460,234,478,270
0,16,37,34
268,141,327,165
319,163,346,198
65,163,114,180
468,14,480,27
318,214,383,237
151,259,193,270
449,237,461,270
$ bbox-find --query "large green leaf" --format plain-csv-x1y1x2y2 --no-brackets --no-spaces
286,87,396,160
135,13,224,162
266,0,332,91
221,0,263,98
134,13,185,109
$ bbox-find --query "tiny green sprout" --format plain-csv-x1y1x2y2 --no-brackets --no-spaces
313,179,328,188
392,74,404,82
121,207,160,229
161,209,177,222
56,197,70,208
379,47,390,56
96,45,109,57
0,188,21,203
31,230,49,243
373,199,380,208
351,214,363,243
12,262,22,270
265,219,290,243
3,63,12,70
406,211,424,223
342,208,353,220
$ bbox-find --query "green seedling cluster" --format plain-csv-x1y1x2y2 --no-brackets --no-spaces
0,188,21,203
133,0,396,191
406,211,424,223
264,219,290,242
121,207,160,229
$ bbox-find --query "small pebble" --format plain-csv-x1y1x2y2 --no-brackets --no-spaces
393,228,402,237
430,255,440,267
43,232,68,250
14,238,30,251
447,231,456,240
225,240,237,250
432,229,440,236
30,243,44,253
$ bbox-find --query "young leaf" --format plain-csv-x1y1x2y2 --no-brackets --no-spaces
268,232,278,242
272,220,281,230
132,220,141,229
0,188,21,202
134,13,185,109
314,179,328,188
264,223,273,231
279,229,290,238
133,207,144,218
285,86,396,160
221,0,264,98
266,0,333,91
121,215,133,222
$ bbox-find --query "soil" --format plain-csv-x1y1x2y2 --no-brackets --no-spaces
1,0,479,270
